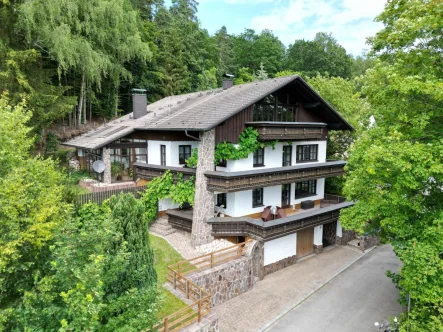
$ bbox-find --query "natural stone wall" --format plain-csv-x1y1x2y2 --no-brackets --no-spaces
102,146,111,184
263,254,297,276
182,311,219,332
192,129,215,247
336,229,357,245
187,256,254,307
250,240,265,281
313,244,323,254
361,235,381,251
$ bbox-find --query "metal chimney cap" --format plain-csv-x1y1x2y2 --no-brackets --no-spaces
131,88,147,94
222,73,234,78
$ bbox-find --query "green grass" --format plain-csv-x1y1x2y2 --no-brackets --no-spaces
149,234,188,319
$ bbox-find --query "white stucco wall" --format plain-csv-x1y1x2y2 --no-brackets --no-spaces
225,178,325,217
158,197,180,212
216,141,327,172
147,140,199,166
314,225,323,245
264,233,297,265
336,220,343,237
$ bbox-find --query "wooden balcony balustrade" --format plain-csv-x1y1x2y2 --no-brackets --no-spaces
207,201,353,241
246,122,328,141
133,162,196,182
205,160,346,193
167,209,193,232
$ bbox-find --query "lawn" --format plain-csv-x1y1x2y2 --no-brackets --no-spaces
149,234,188,319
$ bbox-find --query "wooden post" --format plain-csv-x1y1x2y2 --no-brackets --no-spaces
173,271,177,289
210,253,214,268
198,300,202,323
186,279,189,299
164,317,168,332
237,244,242,257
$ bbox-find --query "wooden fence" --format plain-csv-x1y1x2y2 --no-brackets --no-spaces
149,240,252,332
76,185,147,206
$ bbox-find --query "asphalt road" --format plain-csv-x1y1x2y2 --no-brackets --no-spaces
264,245,404,332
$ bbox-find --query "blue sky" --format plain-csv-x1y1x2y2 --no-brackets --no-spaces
169,0,387,56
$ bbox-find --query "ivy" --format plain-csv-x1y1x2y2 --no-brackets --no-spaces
185,148,198,168
214,127,277,165
140,171,196,223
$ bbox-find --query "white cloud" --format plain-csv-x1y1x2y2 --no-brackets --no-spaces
249,0,387,55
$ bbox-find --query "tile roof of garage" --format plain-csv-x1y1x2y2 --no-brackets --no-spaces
63,75,352,150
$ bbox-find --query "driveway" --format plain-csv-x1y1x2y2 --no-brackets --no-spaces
216,245,364,332
264,245,403,332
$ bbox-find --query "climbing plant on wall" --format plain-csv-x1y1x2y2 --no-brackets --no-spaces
186,127,278,167
140,171,195,222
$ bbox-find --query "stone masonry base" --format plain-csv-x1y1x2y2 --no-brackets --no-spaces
263,254,297,276
314,244,324,254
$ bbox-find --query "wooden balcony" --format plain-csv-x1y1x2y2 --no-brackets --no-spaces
246,122,328,141
205,160,346,193
133,162,196,182
207,201,353,241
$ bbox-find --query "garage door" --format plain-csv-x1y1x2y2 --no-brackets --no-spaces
297,227,314,258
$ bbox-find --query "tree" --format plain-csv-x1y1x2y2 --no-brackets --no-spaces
0,2,77,134
0,94,69,327
234,67,253,85
18,0,151,124
340,1,443,330
197,67,217,91
9,197,159,331
253,62,268,81
214,26,236,79
286,32,353,78
307,75,368,194
233,29,285,76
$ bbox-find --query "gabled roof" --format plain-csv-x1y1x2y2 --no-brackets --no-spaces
63,75,353,150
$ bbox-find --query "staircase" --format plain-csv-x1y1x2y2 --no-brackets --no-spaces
149,216,176,236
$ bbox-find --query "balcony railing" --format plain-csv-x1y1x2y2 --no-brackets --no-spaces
133,162,196,182
205,160,346,193
167,209,193,232
246,122,328,141
207,201,353,241
320,193,347,208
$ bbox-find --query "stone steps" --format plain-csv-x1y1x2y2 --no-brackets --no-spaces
150,219,176,236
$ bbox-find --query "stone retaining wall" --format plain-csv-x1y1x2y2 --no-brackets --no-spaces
187,256,254,307
361,235,381,251
336,229,357,245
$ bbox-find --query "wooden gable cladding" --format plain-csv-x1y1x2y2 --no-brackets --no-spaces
215,106,253,144
205,161,346,193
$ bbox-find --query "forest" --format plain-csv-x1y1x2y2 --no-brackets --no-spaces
0,0,442,331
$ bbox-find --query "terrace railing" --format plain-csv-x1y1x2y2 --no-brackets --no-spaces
76,184,147,206
320,194,346,208
149,240,252,332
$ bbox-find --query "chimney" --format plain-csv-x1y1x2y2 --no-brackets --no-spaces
222,73,234,90
132,88,147,119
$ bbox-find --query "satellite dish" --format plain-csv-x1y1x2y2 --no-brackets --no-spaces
92,160,106,174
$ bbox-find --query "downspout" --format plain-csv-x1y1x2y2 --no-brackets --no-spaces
185,130,200,141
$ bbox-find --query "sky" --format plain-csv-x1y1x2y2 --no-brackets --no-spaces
189,0,388,56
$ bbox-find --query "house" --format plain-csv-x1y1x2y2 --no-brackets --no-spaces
63,75,355,277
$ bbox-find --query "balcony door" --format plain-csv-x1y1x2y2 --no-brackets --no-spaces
281,184,291,208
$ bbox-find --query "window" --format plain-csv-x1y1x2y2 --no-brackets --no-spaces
216,193,227,208
294,180,317,198
253,148,265,167
252,188,264,207
179,145,191,164
282,146,292,166
281,184,291,207
252,93,297,122
160,145,166,166
296,145,318,162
